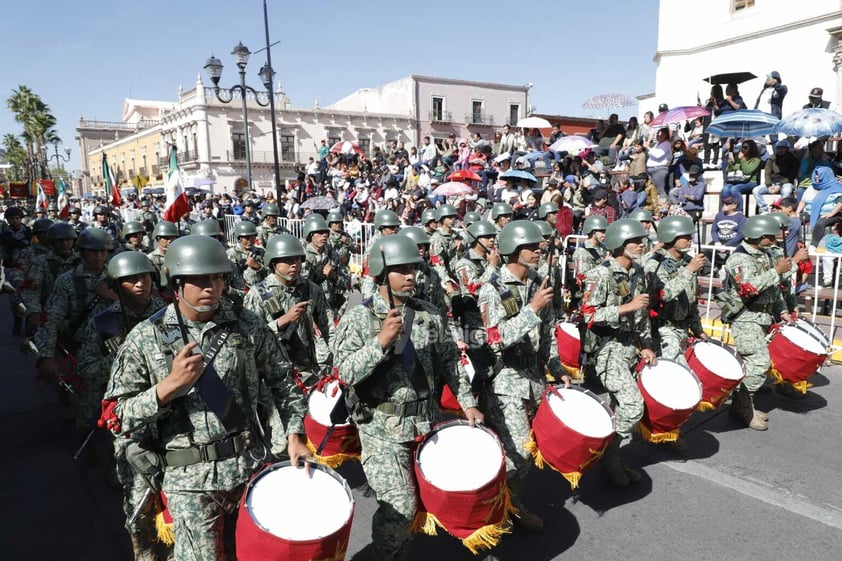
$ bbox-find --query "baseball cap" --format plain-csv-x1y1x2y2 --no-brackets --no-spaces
770,198,782,208
687,164,701,175
658,103,669,112
564,174,577,184
767,71,781,81
775,139,791,149
810,87,823,98
722,196,737,206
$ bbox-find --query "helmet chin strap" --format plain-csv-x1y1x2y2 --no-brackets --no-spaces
178,285,219,314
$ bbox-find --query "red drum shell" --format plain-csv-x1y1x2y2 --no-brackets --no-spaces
555,322,581,370
637,359,701,442
769,325,827,385
684,340,745,410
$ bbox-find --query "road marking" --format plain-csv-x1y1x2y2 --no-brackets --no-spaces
663,459,842,531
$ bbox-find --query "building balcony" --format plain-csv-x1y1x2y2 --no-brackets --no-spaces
428,110,453,123
157,150,197,167
466,113,495,126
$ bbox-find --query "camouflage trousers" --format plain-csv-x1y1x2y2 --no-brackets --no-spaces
594,340,644,438
657,323,690,368
732,320,771,394
166,486,242,561
479,392,537,507
358,430,417,557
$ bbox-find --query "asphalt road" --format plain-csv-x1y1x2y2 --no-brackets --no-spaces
1,291,840,561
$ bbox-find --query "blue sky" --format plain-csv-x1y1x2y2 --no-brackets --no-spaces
1,0,659,170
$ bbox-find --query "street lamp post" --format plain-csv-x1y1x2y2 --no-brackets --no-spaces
204,43,270,194
261,0,283,201
45,139,71,174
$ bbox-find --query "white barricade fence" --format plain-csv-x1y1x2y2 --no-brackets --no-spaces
808,249,842,354
224,214,240,246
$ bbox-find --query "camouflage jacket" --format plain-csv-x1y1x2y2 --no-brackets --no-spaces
581,257,652,352
477,266,563,399
332,292,476,442
454,250,499,301
723,241,786,324
429,228,459,285
21,250,80,315
15,243,50,280
146,247,167,288
328,229,353,267
768,244,798,313
302,243,350,307
90,221,120,249
106,300,305,492
572,239,607,279
79,295,167,397
227,244,268,287
642,248,702,334
242,274,331,372
0,224,31,264
257,222,286,249
34,263,114,357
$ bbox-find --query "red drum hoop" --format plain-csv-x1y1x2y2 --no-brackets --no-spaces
769,323,827,394
684,339,745,411
637,359,701,443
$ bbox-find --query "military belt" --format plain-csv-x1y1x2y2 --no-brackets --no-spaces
501,352,539,370
164,432,249,467
746,303,773,314
374,398,432,417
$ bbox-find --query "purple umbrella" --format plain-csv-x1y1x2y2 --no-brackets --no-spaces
433,182,475,197
650,106,711,127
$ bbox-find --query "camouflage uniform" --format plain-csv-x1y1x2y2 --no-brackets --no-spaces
723,242,787,392
332,293,476,558
643,248,703,364
302,243,351,322
256,221,286,249
226,244,268,287
328,229,354,267
146,247,167,289
20,249,80,320
106,300,306,561
581,258,652,438
477,266,564,505
572,240,606,279
429,228,459,289
90,221,120,249
242,274,331,385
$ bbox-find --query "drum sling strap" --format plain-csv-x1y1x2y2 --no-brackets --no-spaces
255,280,317,369
485,274,542,379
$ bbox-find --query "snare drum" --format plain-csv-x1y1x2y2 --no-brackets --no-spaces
684,339,745,411
794,318,830,349
303,380,361,468
768,323,828,394
526,385,615,489
413,420,512,555
236,461,355,561
637,359,702,443
554,322,582,378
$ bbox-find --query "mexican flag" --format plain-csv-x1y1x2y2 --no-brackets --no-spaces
103,153,121,206
163,146,190,223
57,177,70,218
36,181,48,209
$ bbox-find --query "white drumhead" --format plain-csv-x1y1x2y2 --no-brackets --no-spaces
558,322,580,341
693,342,743,381
417,424,502,492
640,361,701,410
795,320,830,348
780,325,826,355
247,465,353,540
547,388,613,438
308,380,350,426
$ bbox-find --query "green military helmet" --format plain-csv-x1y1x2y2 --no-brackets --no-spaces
768,212,791,231
583,215,609,234
326,210,343,224
629,208,654,223
152,221,179,239
421,209,438,225
466,220,498,244
4,207,24,219
47,202,59,212
400,226,430,247
535,220,554,238
743,214,780,240
261,203,281,218
605,218,647,251
122,221,146,238
47,222,78,241
303,214,330,239
92,205,109,216
657,215,695,244
32,218,54,238
436,204,458,221
462,211,482,226
163,235,231,279
233,220,259,238
264,233,306,264
497,220,544,256
107,251,156,280
77,227,112,251
191,219,224,239
537,202,559,220
491,202,514,222
368,235,423,277
373,209,401,230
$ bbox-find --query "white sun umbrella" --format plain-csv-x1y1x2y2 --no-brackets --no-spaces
516,116,552,129
549,135,595,154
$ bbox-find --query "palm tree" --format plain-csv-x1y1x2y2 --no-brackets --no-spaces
7,86,58,179
2,133,28,181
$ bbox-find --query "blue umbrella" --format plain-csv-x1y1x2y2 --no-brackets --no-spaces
706,109,779,137
499,169,537,183
777,108,842,138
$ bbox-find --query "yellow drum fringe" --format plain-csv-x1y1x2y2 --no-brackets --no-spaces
411,486,515,555
524,430,602,490
155,511,175,546
769,366,813,394
636,422,680,443
305,440,360,469
696,400,716,412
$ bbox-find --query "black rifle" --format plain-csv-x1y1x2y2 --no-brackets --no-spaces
646,256,664,354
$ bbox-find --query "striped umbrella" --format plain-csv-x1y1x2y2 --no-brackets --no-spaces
583,93,636,111
777,108,842,138
329,140,364,155
706,110,779,137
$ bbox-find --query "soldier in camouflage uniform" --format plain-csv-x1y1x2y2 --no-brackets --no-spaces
581,219,656,487
191,219,247,307
80,252,168,560
333,235,482,560
0,207,32,317
570,215,608,310
420,208,438,237
147,221,179,291
429,204,461,294
67,206,88,236
105,235,310,561
477,220,568,531
226,220,269,288
454,220,500,332
90,205,121,249
361,210,402,299
399,227,452,319
21,222,80,336
256,203,285,248
122,221,147,252
462,210,482,228
490,202,514,234
722,215,793,430
629,208,658,254
34,229,118,431
301,215,351,325
243,233,331,386
239,199,261,225
534,221,554,277
138,200,158,232
326,210,353,268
